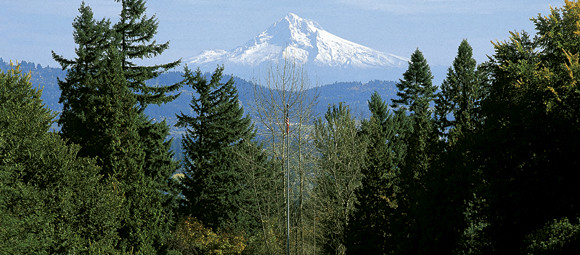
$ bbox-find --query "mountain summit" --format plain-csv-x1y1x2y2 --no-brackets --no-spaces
189,13,409,84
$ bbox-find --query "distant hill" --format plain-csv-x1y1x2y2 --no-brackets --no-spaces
1,58,400,133
0,58,66,113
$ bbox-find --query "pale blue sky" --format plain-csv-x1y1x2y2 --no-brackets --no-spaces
0,0,562,68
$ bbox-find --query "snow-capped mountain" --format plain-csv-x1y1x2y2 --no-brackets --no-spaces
188,13,409,84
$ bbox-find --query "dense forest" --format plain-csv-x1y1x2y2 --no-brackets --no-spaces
2,0,580,254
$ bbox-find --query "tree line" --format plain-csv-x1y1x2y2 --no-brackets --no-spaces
2,0,580,254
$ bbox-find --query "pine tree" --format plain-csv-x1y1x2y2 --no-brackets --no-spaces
391,49,436,115
391,49,436,190
410,40,489,254
367,91,390,127
177,66,256,232
112,1,183,248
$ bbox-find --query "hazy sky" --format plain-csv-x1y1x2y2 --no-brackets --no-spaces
0,0,563,69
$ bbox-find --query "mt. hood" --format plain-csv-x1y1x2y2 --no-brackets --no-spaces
188,13,409,84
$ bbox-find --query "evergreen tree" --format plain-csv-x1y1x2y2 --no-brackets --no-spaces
53,3,179,252
405,40,490,254
392,49,436,194
434,39,482,143
391,49,436,115
53,3,142,179
113,0,181,109
346,92,409,254
390,49,436,194
389,49,437,254
52,2,112,157
0,63,123,253
177,66,256,233
112,1,183,248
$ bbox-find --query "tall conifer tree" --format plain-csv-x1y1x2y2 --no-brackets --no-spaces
113,0,180,108
177,66,256,232
435,39,482,143
413,40,488,254
346,92,409,254
389,49,437,254
53,2,179,252
52,2,112,158
390,49,436,188
391,49,436,115
112,1,182,245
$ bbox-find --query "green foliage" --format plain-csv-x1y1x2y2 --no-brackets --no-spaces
177,65,257,233
313,103,366,255
434,39,484,143
391,48,436,186
114,0,181,108
524,217,580,254
454,195,491,255
391,48,436,115
53,1,181,252
342,2,580,254
387,49,438,254
471,1,580,253
52,2,112,154
406,40,490,254
8,1,580,254
346,93,409,254
233,140,285,254
0,63,123,253
171,216,247,254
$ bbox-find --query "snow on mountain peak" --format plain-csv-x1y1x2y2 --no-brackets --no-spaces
188,13,409,83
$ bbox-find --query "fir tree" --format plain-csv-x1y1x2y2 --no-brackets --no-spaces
53,2,179,252
367,91,390,127
177,66,256,232
434,39,482,143
391,49,436,189
52,2,112,158
389,49,437,254
346,92,409,254
391,49,436,115
113,0,181,109
412,40,488,254
112,1,183,248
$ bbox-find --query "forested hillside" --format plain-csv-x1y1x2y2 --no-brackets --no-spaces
2,1,580,254
0,58,398,126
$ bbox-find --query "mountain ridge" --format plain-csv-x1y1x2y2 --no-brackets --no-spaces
0,58,399,127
